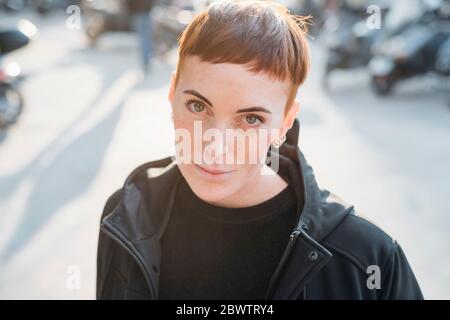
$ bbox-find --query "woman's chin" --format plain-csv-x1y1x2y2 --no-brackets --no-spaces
182,177,231,201
188,179,235,202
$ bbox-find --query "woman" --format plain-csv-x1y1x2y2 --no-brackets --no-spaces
96,0,423,300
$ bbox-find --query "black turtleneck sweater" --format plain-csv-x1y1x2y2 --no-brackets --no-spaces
158,176,299,300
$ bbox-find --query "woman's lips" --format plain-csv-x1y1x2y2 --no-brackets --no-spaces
194,164,235,175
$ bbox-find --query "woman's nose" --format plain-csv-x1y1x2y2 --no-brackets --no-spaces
202,130,230,165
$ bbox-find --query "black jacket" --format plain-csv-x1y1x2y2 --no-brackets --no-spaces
96,118,423,300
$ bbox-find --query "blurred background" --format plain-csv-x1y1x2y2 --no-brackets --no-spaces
0,0,449,299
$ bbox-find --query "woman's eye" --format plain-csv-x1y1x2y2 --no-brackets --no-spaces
186,100,206,113
245,115,262,125
193,103,204,113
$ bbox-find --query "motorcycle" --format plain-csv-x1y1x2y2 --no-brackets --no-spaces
82,0,131,46
0,0,30,11
151,2,195,57
0,0,78,14
280,0,331,36
435,37,450,105
0,19,36,130
82,0,193,56
322,0,389,88
369,0,450,96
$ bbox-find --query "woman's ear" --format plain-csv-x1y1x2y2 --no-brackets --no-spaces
283,99,300,132
168,70,176,105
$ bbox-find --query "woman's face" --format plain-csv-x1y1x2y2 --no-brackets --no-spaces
168,55,299,204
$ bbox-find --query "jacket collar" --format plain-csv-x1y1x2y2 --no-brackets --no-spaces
101,118,353,299
270,118,351,242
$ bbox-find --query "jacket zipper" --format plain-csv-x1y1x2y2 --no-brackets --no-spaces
100,221,156,299
264,228,301,299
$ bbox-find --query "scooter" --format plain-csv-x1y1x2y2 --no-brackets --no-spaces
82,0,131,47
151,3,195,57
82,0,193,57
322,0,389,88
369,0,450,96
0,19,37,130
435,37,450,105
0,0,78,14
0,0,30,11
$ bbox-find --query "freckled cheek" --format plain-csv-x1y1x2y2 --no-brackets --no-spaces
172,109,194,160
174,117,191,131
173,103,197,133
172,98,191,124
174,122,219,165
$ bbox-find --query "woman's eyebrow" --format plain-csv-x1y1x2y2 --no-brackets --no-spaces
236,107,272,114
183,89,213,107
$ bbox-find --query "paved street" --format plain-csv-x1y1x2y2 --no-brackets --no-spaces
0,11,449,299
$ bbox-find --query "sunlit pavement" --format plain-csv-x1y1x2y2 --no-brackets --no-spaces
0,12,449,299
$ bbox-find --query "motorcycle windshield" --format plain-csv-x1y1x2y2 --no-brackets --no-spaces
0,30,30,55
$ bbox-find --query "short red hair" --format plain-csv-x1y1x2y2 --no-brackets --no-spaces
174,0,311,115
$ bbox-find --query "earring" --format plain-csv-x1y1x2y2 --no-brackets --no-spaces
170,112,174,122
272,134,286,148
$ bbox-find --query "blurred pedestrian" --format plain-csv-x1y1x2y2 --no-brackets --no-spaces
127,0,156,74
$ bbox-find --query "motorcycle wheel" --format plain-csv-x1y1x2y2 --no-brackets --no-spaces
322,68,332,91
372,76,394,96
446,77,450,108
0,87,24,129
